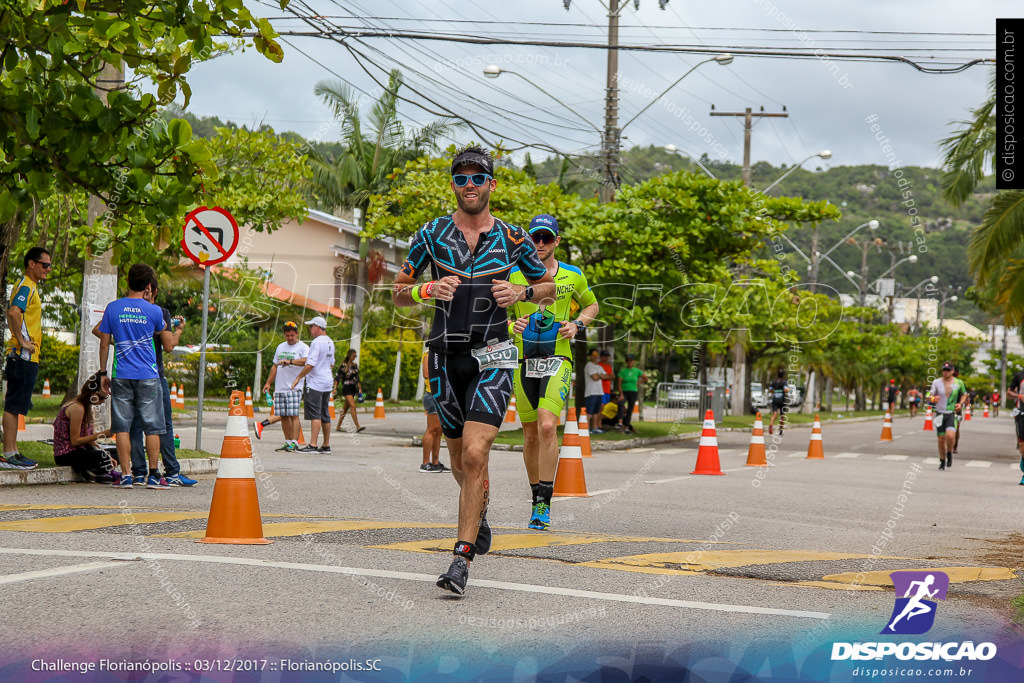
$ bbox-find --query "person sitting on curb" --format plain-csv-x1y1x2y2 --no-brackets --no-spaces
601,391,626,431
52,372,117,482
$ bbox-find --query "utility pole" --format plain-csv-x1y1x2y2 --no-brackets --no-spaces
600,1,625,203
709,106,788,186
78,62,124,429
707,105,786,413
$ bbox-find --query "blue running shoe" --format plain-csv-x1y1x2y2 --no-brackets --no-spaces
146,475,170,489
165,474,197,487
112,472,133,488
528,502,550,530
133,474,146,486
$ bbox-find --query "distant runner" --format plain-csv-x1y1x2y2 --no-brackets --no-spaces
768,370,788,436
929,362,967,471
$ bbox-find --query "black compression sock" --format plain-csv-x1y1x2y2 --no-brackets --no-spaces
260,419,270,427
531,482,542,505
539,480,554,506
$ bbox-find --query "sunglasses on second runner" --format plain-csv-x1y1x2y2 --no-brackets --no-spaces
452,173,493,187
532,233,556,245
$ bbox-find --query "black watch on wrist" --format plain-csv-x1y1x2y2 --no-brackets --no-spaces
524,286,534,301
97,370,108,376
574,320,586,331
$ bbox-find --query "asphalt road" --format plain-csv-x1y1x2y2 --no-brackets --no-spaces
1,409,1022,681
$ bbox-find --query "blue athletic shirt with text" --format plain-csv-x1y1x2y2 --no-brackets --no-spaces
99,297,165,380
400,215,546,353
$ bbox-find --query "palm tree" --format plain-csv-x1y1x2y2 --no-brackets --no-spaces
309,69,458,353
941,71,1024,323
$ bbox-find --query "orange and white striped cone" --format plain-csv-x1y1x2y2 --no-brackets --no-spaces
177,384,185,410
329,391,336,420
42,379,51,398
170,383,177,406
17,414,26,432
633,399,640,420
553,406,588,497
806,415,825,459
745,412,768,467
296,422,306,445
983,404,989,418
691,410,724,475
880,411,893,441
244,387,255,418
199,390,272,545
373,388,386,419
577,408,592,458
505,395,518,423
923,405,934,431
965,405,972,421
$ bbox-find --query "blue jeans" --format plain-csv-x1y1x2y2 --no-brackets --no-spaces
130,378,179,477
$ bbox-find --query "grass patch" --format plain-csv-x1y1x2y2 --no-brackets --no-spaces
15,440,215,469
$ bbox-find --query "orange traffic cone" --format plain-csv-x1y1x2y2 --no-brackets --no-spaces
923,405,934,431
880,411,893,441
553,406,588,497
965,405,972,421
505,395,518,423
745,412,768,467
806,415,825,459
983,404,989,418
199,390,272,545
633,399,640,421
170,382,177,405
691,410,724,475
296,422,305,445
17,414,26,432
176,384,185,410
42,379,51,398
373,388,386,419
329,391,336,420
244,387,255,418
577,408,592,458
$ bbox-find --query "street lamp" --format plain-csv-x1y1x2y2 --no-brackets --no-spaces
905,275,939,331
939,295,958,333
663,144,717,179
483,65,601,133
759,150,833,194
620,55,734,133
813,218,879,293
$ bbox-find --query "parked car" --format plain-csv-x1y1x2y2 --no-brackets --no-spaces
750,382,766,411
666,380,701,407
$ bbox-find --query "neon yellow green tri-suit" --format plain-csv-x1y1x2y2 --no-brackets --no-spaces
508,262,596,422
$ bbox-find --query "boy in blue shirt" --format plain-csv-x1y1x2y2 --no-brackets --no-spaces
98,264,168,489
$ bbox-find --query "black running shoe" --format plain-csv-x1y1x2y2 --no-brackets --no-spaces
946,453,953,468
436,556,469,595
475,514,491,556
938,459,946,471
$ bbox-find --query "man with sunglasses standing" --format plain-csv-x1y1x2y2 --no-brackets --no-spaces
393,145,555,595
1,247,51,470
508,214,598,531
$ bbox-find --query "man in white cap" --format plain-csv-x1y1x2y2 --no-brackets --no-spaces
291,316,335,454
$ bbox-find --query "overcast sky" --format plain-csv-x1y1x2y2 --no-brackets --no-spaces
177,0,1001,172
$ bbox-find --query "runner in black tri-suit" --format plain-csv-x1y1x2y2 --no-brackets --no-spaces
392,145,555,595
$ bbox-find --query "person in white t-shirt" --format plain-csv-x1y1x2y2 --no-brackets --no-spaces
291,316,335,453
254,321,309,451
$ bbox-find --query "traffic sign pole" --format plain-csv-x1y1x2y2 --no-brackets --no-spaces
196,265,211,452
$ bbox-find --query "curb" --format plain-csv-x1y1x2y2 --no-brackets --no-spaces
0,457,219,487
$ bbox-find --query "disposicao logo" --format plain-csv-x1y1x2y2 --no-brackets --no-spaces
882,570,949,635
830,570,997,662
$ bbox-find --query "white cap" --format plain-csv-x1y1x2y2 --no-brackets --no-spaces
304,316,328,329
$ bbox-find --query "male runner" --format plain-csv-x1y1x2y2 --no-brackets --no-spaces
768,370,788,435
929,362,967,470
392,145,555,596
906,386,921,419
508,214,598,531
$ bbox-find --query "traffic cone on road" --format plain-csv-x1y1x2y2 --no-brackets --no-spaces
296,422,305,445
177,385,185,409
578,408,592,458
329,392,336,420
170,383,177,405
983,404,990,418
199,390,272,545
244,387,255,418
42,379,51,398
806,415,825,459
17,414,26,432
374,388,386,419
691,410,724,475
880,411,893,441
633,399,640,421
965,405,972,421
746,412,768,467
553,407,588,497
924,405,934,431
505,395,518,423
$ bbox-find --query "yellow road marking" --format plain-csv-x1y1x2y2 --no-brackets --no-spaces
0,504,131,511
371,532,710,554
0,512,208,533
784,581,884,591
577,549,903,573
821,567,1017,586
155,520,457,539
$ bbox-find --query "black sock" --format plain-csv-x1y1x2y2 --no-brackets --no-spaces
149,468,159,478
531,482,541,505
539,480,554,506
260,419,270,427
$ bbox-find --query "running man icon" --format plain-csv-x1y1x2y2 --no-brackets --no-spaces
882,571,950,635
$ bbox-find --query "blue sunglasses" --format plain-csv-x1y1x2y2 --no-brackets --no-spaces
452,173,492,187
